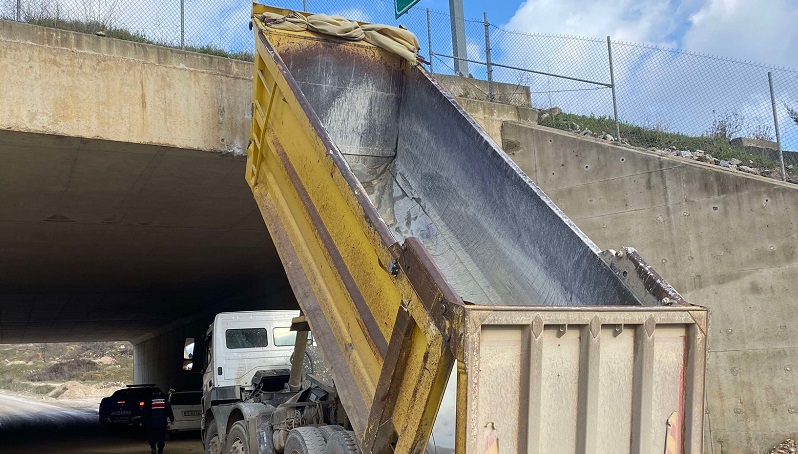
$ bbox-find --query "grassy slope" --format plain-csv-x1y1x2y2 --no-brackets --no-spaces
0,343,134,396
24,17,254,62
539,113,791,172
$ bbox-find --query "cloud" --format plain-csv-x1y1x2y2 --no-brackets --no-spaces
330,8,371,22
503,0,690,46
682,0,798,68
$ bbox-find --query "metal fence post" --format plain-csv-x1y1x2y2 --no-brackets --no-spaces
427,8,434,73
303,0,307,12
607,36,621,141
180,0,185,49
768,72,787,181
449,0,469,76
484,12,493,102
16,0,21,21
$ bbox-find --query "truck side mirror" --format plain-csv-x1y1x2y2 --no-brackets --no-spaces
182,360,193,371
183,338,195,360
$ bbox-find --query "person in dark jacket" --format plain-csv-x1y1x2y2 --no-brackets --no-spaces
143,391,174,454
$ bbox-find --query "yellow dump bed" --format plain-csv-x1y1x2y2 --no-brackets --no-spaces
246,4,707,452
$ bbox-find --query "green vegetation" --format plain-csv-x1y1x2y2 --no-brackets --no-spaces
25,17,150,43
23,17,254,62
0,377,56,395
183,45,254,62
28,358,99,382
539,113,782,170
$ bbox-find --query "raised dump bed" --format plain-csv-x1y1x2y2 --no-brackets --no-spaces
245,4,707,453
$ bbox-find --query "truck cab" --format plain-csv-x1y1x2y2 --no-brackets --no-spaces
202,310,299,406
201,310,355,454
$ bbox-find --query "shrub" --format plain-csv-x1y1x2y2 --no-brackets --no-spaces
28,358,98,382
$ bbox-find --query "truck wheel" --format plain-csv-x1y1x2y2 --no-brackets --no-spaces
225,420,250,454
323,430,360,454
205,423,222,454
284,427,327,454
318,425,344,441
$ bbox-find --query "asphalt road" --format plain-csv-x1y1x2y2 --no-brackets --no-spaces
0,391,98,429
0,392,203,453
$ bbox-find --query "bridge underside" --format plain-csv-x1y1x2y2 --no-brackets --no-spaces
0,130,293,344
0,19,292,391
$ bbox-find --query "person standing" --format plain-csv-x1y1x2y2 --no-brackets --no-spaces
143,391,174,454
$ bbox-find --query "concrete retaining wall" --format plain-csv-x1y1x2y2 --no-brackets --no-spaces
433,73,531,106
451,97,536,143
501,122,798,452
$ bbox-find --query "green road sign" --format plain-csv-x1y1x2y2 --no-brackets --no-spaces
395,0,421,18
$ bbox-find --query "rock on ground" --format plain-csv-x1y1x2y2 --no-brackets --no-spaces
95,356,118,366
769,438,797,454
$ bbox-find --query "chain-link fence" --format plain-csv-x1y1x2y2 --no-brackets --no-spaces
2,0,796,178
0,0,431,58
610,41,798,171
421,7,798,179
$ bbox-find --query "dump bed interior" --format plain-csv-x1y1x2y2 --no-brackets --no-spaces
271,27,640,308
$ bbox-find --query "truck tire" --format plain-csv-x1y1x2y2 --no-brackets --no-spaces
284,427,327,454
323,430,360,454
225,420,250,454
205,423,222,454
318,425,344,441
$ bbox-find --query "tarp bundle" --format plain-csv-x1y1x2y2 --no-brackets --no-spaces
256,11,420,63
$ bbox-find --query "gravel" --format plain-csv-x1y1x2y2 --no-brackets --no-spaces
769,438,797,454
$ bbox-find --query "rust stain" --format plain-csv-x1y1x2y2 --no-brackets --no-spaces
483,422,499,454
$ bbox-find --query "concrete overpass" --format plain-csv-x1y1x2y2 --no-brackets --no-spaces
0,19,298,390
2,18,798,452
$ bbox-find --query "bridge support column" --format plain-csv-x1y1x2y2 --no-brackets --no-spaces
133,320,208,393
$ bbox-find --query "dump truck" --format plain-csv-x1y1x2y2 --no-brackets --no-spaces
199,3,709,453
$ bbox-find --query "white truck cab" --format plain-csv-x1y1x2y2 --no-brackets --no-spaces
202,310,300,402
199,310,453,453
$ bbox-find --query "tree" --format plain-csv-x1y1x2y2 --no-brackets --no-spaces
788,104,798,127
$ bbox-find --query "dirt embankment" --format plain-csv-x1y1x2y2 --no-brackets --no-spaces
0,342,133,404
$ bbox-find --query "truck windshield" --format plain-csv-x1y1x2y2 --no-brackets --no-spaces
225,328,268,349
273,327,313,346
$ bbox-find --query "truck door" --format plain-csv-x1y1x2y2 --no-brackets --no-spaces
221,326,272,384
202,333,213,394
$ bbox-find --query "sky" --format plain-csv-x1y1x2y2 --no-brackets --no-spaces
6,0,795,148
500,0,798,69
317,0,797,69
318,0,798,148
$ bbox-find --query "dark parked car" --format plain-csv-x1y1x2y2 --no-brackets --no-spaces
99,384,165,426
